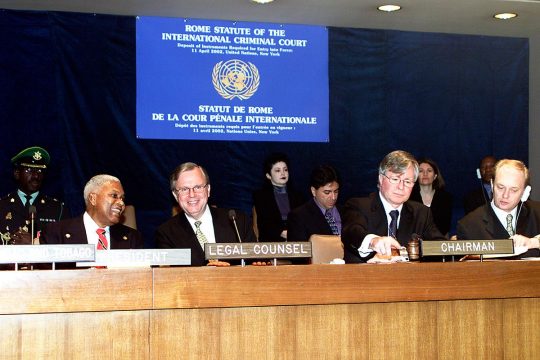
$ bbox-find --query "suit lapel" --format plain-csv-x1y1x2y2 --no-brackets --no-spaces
370,196,387,236
516,202,529,235
397,203,414,245
482,206,508,238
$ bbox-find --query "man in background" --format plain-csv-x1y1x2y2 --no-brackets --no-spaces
463,155,497,215
457,159,540,258
0,146,68,245
341,150,444,263
155,162,255,266
287,164,342,241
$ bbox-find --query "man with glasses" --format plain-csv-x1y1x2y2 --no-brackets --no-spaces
155,162,256,266
0,146,69,246
287,164,342,242
342,150,444,263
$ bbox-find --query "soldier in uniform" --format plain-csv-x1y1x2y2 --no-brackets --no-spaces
0,146,69,246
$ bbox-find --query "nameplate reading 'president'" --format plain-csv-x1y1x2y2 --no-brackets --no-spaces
422,239,514,256
205,242,312,260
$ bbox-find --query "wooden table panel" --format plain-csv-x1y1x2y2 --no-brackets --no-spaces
0,268,153,314
153,262,540,309
0,310,150,359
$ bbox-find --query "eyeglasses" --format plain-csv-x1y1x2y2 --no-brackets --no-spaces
380,173,415,188
174,184,208,196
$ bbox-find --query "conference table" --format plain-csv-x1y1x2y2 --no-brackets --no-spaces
1,261,539,359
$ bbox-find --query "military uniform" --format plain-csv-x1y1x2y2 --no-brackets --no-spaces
0,146,68,245
0,192,68,243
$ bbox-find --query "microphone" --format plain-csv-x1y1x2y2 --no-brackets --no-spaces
29,205,37,245
228,209,242,243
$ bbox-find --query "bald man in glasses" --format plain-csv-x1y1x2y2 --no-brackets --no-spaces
341,150,445,263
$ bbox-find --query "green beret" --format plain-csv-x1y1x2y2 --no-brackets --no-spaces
11,146,50,169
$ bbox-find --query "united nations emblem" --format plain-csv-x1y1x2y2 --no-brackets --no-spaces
212,59,260,100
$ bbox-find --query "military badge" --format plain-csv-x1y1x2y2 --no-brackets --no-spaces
33,150,43,161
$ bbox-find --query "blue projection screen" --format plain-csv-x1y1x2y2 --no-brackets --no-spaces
136,17,329,142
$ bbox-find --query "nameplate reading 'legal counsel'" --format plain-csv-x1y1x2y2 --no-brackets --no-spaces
204,242,312,260
0,244,95,264
421,239,514,256
76,249,191,267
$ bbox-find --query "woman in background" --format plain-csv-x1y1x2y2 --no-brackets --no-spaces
253,153,304,241
410,158,453,237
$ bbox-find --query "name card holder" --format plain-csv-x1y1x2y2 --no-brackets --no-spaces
205,242,312,266
421,239,515,261
76,249,191,268
0,244,95,270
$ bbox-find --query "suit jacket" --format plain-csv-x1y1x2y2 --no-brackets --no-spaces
287,198,337,242
0,191,69,240
463,186,490,215
40,215,144,248
38,214,143,269
155,207,256,266
253,184,304,241
342,193,445,263
457,201,540,258
410,186,453,235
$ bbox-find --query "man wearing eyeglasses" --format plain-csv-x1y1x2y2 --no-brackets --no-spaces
155,162,256,266
342,150,444,263
40,174,143,251
0,146,69,246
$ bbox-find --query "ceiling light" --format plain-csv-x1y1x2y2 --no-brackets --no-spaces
378,5,401,12
493,12,518,20
251,0,274,4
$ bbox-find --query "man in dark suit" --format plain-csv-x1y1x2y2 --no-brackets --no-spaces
40,174,143,250
457,159,540,258
0,146,69,246
342,150,445,263
463,155,497,215
287,165,341,242
155,162,256,266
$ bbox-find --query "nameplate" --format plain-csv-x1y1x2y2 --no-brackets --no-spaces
421,239,514,256
204,242,312,260
0,244,95,264
76,249,191,267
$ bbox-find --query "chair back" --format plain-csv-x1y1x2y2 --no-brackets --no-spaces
309,234,343,264
121,205,137,230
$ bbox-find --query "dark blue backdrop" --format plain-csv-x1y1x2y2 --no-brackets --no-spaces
0,10,529,246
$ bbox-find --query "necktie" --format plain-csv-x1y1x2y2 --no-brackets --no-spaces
506,214,514,236
325,209,340,235
96,228,108,250
24,195,32,212
194,221,208,248
388,210,399,239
